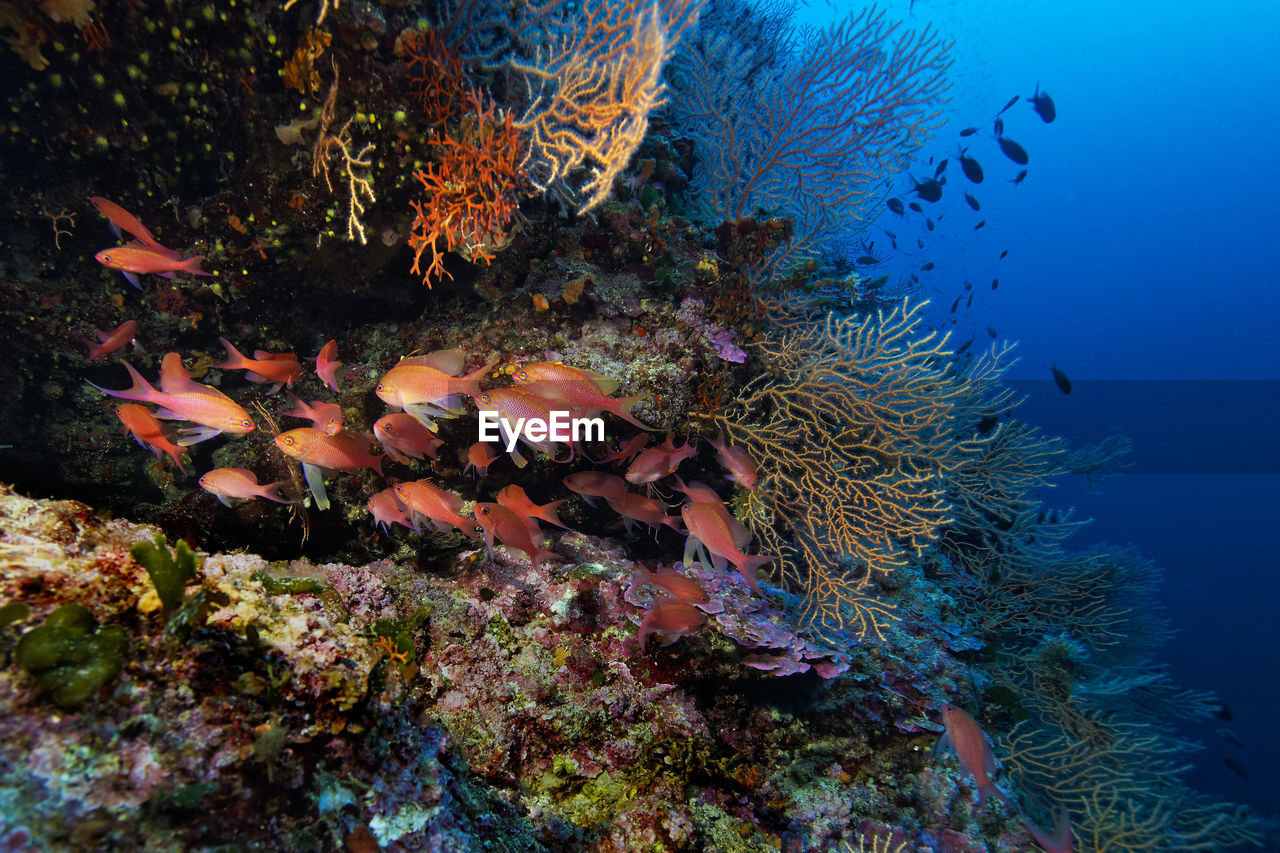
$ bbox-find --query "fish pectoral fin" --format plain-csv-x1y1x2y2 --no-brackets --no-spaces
302,463,330,511
176,426,223,446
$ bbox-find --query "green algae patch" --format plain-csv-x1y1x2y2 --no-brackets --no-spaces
15,603,129,708
131,534,201,614
251,569,324,595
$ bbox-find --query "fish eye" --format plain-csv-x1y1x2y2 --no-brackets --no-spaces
281,436,294,446
479,394,490,404
515,370,527,381
479,506,490,515
375,383,384,393
101,253,111,262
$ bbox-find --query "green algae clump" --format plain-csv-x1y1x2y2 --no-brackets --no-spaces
14,603,129,708
131,533,200,614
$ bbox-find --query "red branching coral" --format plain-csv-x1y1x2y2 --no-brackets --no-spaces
408,89,526,287
399,28,466,128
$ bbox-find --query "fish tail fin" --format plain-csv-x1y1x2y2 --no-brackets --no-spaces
87,361,158,403
85,339,105,361
216,337,249,371
261,481,295,504
536,499,569,529
457,359,499,398
738,555,775,594
179,254,213,276
613,394,654,430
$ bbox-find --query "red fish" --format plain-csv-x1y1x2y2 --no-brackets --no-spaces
284,394,343,436
88,357,255,444
315,339,342,392
514,362,651,430
198,468,292,506
607,492,683,535
85,319,137,361
708,429,759,490
393,480,481,541
680,502,774,593
114,403,188,473
625,435,697,484
367,488,413,533
473,386,576,467
1023,811,1073,853
637,596,706,653
563,471,629,506
376,349,496,430
672,477,751,549
496,484,567,537
463,441,500,478
217,338,303,391
374,413,442,463
274,428,384,511
90,196,176,253
95,244,210,289
594,433,649,465
937,704,1013,809
474,502,559,571
631,564,708,605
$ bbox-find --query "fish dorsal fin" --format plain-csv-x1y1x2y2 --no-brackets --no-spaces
159,352,211,396
427,483,464,513
398,349,465,375
577,368,618,394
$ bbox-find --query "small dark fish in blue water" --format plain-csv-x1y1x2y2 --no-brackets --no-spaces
959,126,979,137
921,261,935,271
925,217,935,231
958,147,984,183
963,280,972,290
890,239,898,249
909,201,923,213
987,326,997,339
885,229,897,240
974,220,986,230
1010,168,1028,185
934,159,948,178
1224,758,1249,780
965,293,973,308
997,136,1029,165
964,192,980,211
1218,728,1244,747
910,272,920,284
887,197,905,215
997,94,1020,114
917,238,925,249
993,117,1004,136
1213,702,1233,722
1051,363,1072,394
991,278,999,290
1000,249,1009,259
910,175,944,202
856,255,879,265
956,334,974,354
866,274,889,289
949,296,960,313
1028,83,1056,122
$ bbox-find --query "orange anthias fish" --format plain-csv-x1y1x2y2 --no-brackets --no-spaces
474,386,576,468
376,349,496,430
464,440,500,478
91,196,175,252
513,362,651,430
607,492,683,535
374,413,443,463
367,488,413,533
625,435,698,484
274,427,385,511
637,596,706,653
708,429,759,490
198,468,292,507
95,244,211,289
563,471,629,506
631,564,709,605
474,502,559,571
1023,810,1074,853
671,477,751,549
283,394,344,436
392,480,481,542
496,484,567,537
680,502,774,594
88,356,255,444
114,403,188,474
84,319,138,361
937,704,1014,809
316,339,342,392
217,338,303,392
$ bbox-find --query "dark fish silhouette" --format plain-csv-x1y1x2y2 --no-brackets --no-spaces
999,249,1009,259
925,217,935,231
856,255,879,265
1028,83,1056,122
956,334,974,354
1010,168,1028,185
963,280,972,290
997,136,1029,165
974,220,986,230
987,326,997,339
909,201,923,213
1051,363,1072,394
917,238,925,248
890,239,898,249
1224,758,1249,780
958,148,984,183
921,261,935,271
949,296,961,313
1217,728,1244,747
885,229,897,240
1213,702,1233,722
997,94,1020,114
991,278,999,290
910,175,944,202
866,274,890,289
887,197,905,215
993,117,1004,136
959,126,979,137
965,293,973,308
934,159,948,178
964,192,981,211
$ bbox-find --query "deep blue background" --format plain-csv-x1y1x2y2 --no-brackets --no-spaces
789,0,1280,817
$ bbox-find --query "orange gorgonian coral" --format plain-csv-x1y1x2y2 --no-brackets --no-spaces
400,28,466,128
408,89,526,287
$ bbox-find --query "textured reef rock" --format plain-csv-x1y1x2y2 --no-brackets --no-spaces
0,483,1048,853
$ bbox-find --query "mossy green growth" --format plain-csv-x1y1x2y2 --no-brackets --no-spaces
0,601,30,630
250,570,324,595
14,603,129,708
131,534,200,614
